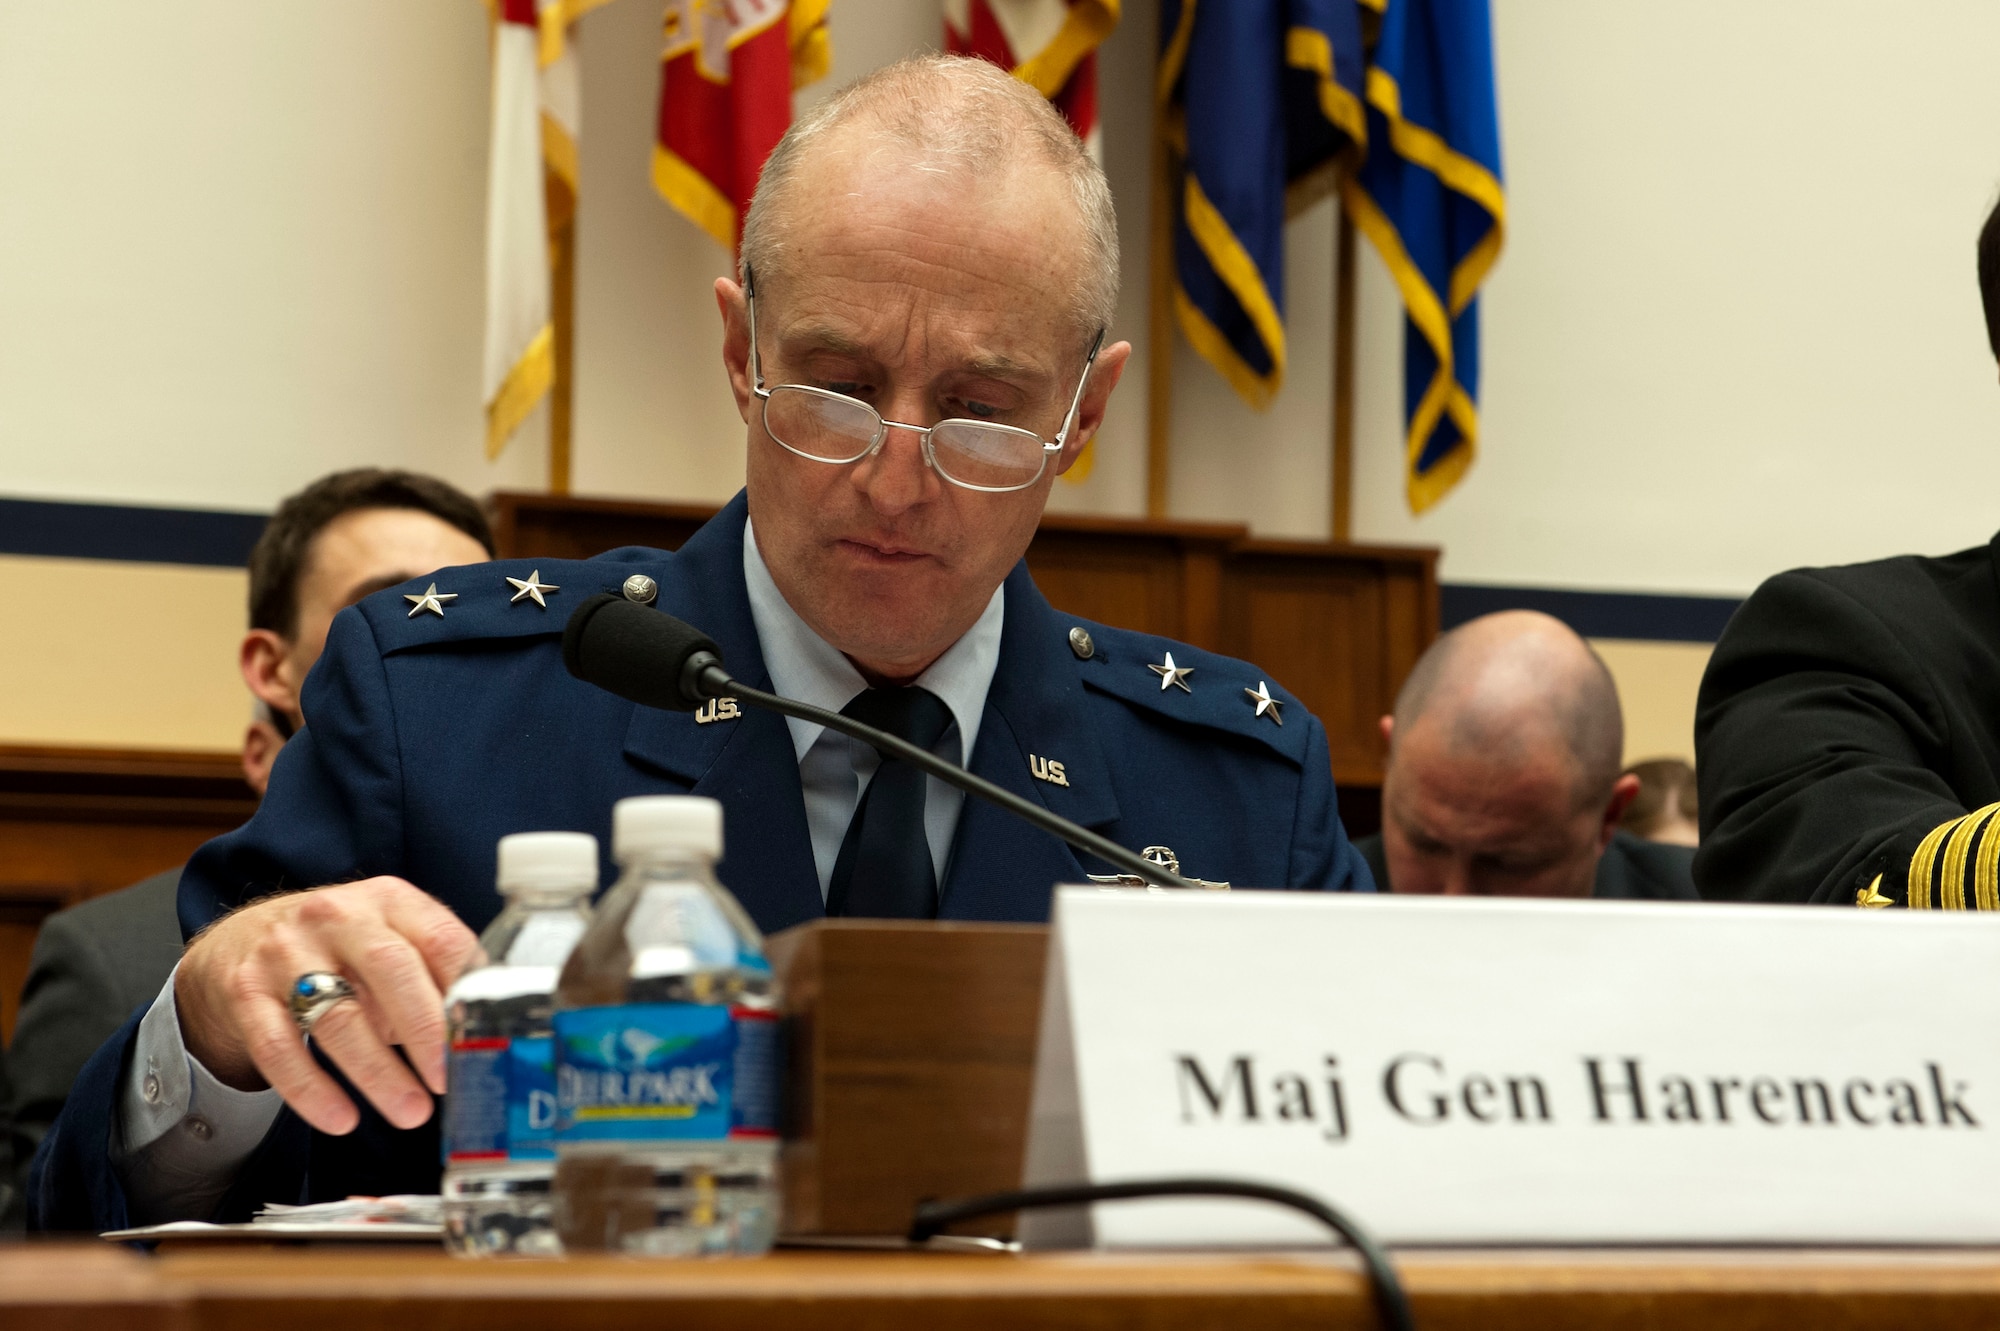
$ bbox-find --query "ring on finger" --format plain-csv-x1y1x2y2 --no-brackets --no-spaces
289,971,357,1035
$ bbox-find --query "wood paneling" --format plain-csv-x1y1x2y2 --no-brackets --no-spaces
485,491,1439,826
485,493,713,564
0,745,253,1039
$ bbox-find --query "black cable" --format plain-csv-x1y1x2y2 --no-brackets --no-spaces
907,1177,1414,1331
710,672,1188,889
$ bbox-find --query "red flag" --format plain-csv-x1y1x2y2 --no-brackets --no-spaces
943,0,1117,158
654,0,832,251
944,0,1119,480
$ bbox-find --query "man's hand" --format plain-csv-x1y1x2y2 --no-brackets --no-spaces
174,877,479,1135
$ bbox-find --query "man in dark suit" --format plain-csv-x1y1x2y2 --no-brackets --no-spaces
1694,200,2000,908
0,1045,15,1231
5,867,182,1230
30,55,1371,1234
1355,610,1698,901
7,470,493,1223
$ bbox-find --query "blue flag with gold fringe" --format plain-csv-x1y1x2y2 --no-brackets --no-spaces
1343,0,1504,513
1160,0,1367,411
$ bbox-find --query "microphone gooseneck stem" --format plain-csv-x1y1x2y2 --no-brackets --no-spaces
699,666,1187,890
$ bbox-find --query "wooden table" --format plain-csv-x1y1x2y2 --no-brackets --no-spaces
10,1242,2000,1330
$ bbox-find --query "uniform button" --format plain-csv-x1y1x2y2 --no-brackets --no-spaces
185,1116,213,1142
622,574,658,605
142,1072,162,1105
1068,626,1094,660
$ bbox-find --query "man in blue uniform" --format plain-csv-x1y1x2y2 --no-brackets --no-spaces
31,54,1370,1232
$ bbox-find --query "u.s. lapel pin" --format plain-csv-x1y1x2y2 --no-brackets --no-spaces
1029,753,1069,787
693,697,741,725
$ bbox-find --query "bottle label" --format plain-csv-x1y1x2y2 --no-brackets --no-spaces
444,1035,561,1163
507,1035,560,1160
444,1038,509,1162
553,1003,779,1143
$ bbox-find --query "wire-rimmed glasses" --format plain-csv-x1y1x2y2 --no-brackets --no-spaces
744,267,1104,493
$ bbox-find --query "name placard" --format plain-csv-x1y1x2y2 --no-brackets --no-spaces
1020,888,2000,1247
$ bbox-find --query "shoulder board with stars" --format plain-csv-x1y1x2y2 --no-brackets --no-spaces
359,555,671,655
1063,618,1312,765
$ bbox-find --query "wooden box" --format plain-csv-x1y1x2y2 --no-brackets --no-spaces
767,919,1049,1237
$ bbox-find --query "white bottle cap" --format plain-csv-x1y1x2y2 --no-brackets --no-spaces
496,830,600,895
613,795,724,864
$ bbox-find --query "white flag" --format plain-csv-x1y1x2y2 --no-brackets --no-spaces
483,1,604,461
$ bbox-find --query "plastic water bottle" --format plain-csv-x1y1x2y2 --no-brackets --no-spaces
441,831,598,1257
551,795,781,1256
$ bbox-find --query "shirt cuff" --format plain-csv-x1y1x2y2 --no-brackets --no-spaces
114,963,284,1224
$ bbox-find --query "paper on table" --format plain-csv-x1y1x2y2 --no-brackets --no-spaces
255,1194,442,1226
101,1220,441,1243
102,1194,445,1243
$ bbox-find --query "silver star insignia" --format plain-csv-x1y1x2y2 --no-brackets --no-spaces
505,569,561,609
1244,680,1284,725
1147,651,1194,693
403,582,457,618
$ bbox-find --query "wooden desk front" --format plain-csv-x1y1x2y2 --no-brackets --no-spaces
0,745,252,1039
10,1243,2000,1331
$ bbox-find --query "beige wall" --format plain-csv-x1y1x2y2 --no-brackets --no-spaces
1591,639,1713,768
0,556,247,752
10,1,1987,753
0,1,547,511
11,2,2000,586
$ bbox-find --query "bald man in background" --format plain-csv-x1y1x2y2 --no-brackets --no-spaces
1355,611,1698,900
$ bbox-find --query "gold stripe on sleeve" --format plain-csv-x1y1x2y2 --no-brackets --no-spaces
1944,807,1992,903
1967,804,2000,911
1936,809,1992,910
1907,815,1959,910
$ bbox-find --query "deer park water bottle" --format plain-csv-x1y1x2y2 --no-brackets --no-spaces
441,830,598,1256
551,795,781,1256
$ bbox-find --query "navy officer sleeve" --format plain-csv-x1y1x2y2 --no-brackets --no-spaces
180,605,409,936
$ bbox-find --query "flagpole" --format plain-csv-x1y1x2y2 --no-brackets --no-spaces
1145,91,1175,519
1331,192,1356,542
547,157,575,496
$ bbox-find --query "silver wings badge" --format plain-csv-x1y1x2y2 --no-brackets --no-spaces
1086,845,1231,891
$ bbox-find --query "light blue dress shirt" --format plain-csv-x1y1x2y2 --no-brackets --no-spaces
741,515,1004,896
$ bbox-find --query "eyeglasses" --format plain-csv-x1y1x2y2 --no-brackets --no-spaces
744,266,1104,494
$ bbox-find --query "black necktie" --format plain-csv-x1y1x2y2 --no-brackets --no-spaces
825,686,953,919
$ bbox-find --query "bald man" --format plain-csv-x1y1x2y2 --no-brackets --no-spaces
1355,612,1698,900
29,54,1365,1235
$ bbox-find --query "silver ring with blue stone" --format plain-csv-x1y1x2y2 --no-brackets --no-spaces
288,971,357,1034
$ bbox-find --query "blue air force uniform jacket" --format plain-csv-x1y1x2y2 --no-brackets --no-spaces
30,491,1369,1231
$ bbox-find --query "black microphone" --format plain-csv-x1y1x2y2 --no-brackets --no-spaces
562,592,1185,889
563,591,729,712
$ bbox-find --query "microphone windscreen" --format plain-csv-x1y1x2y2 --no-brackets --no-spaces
562,592,722,712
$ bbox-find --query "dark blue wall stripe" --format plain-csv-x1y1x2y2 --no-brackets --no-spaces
1442,583,1740,644
0,496,266,567
0,495,1744,640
